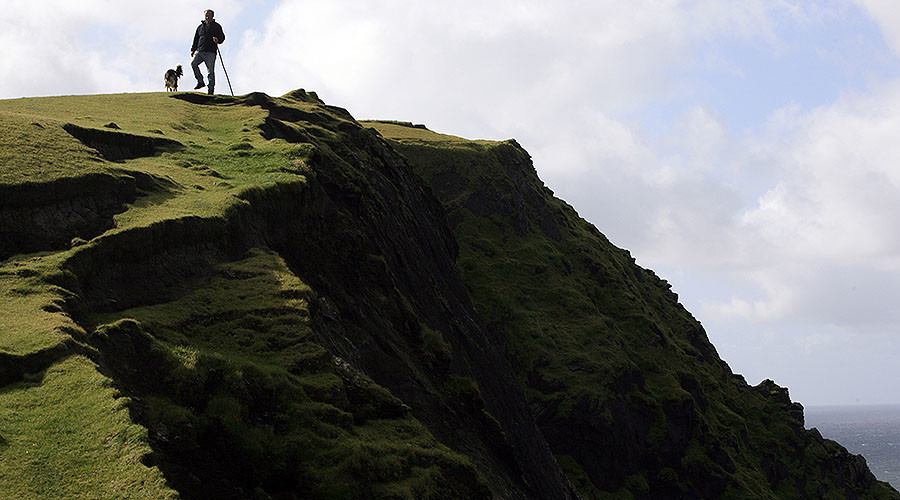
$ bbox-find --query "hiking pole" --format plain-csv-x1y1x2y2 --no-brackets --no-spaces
216,45,235,96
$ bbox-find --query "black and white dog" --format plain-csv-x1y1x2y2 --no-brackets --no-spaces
164,64,183,92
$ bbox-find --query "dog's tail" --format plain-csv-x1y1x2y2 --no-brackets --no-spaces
175,64,183,77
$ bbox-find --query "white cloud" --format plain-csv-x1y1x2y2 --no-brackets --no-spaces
667,106,730,174
0,1,246,98
742,82,900,263
232,1,779,131
689,81,900,336
853,0,900,56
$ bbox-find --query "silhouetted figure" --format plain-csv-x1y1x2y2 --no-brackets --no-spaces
190,9,225,95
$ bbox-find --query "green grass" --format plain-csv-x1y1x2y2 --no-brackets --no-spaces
87,248,313,364
83,248,487,499
0,93,489,499
0,355,176,500
0,111,109,185
0,254,81,355
0,92,312,234
0,91,320,361
365,121,498,149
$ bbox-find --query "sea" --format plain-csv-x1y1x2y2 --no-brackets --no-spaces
805,404,900,490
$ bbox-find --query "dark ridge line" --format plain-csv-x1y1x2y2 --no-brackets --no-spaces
0,336,87,387
62,123,184,162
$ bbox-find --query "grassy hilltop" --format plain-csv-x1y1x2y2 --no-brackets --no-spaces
0,91,502,500
0,90,896,499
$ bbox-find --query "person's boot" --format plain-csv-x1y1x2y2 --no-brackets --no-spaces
208,87,214,95
194,81,205,90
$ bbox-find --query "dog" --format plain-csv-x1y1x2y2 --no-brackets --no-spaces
164,65,183,92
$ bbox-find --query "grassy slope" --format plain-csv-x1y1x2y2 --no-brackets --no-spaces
367,121,900,500
0,355,176,500
1,92,308,228
0,93,487,499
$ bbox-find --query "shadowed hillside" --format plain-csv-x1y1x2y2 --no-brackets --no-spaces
0,91,895,500
366,121,900,500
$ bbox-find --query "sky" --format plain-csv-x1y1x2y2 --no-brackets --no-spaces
2,0,899,406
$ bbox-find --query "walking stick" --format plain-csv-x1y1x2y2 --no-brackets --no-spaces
216,45,235,96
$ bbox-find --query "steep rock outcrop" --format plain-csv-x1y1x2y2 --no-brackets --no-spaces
372,121,899,500
1,91,575,499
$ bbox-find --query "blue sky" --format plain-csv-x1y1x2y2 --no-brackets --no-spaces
2,0,899,406
672,4,898,132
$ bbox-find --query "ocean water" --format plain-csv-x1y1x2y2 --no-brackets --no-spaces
805,404,900,490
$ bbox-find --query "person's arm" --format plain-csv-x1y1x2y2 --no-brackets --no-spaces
191,25,199,55
215,23,225,44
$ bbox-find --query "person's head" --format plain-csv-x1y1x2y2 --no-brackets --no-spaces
204,9,214,23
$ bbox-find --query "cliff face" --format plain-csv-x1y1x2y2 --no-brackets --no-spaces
0,91,895,500
366,121,900,500
0,91,572,500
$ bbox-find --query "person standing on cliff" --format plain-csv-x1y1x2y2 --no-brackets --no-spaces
190,9,225,95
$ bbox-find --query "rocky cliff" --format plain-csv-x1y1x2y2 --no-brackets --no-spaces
0,91,895,500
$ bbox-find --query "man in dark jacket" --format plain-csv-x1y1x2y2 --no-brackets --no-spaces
190,9,225,95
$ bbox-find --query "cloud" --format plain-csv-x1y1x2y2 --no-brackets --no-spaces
742,82,900,264
233,1,777,131
692,80,900,333
853,0,900,55
0,1,246,98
